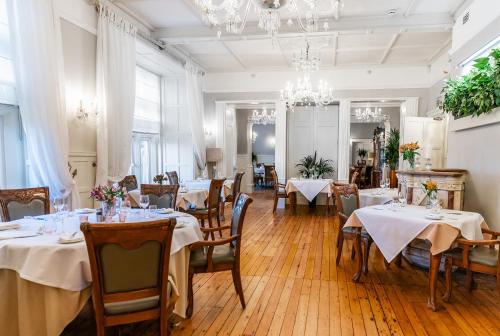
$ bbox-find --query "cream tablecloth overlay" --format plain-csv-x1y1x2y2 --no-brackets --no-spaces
285,178,333,202
358,188,398,208
0,212,203,336
184,179,233,200
345,205,487,262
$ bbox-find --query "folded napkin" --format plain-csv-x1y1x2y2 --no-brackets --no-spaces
0,222,21,231
157,208,174,214
0,230,39,240
58,232,84,244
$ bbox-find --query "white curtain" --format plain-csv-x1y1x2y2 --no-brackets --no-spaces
185,62,206,171
95,3,137,185
6,0,80,207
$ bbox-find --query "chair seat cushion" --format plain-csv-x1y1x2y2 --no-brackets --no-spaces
342,226,370,238
446,246,498,267
104,282,172,315
190,245,235,268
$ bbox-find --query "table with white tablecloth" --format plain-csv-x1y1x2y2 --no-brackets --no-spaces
128,188,209,210
358,188,398,208
184,179,233,200
285,178,333,202
0,211,203,336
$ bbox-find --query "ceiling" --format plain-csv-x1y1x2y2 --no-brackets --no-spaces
114,0,468,73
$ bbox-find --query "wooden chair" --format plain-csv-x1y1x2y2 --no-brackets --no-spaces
443,228,500,302
221,172,245,219
350,171,359,184
333,184,372,282
165,171,179,185
185,179,225,239
118,175,138,192
270,169,295,213
0,187,50,221
264,164,275,187
186,193,253,318
140,184,179,209
81,219,177,336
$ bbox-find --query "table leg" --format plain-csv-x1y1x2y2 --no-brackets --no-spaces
352,233,363,283
427,252,442,311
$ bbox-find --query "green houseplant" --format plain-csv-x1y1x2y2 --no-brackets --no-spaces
440,48,500,118
384,128,400,187
357,148,368,159
296,151,335,179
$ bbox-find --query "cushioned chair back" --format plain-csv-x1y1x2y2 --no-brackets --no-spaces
333,184,359,218
81,220,176,316
208,179,225,209
230,193,253,250
0,187,50,221
118,175,138,192
165,171,179,185
140,184,179,209
271,170,279,190
232,172,245,198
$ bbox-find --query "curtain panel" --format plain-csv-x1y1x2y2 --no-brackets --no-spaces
185,62,206,171
6,0,80,207
95,3,137,185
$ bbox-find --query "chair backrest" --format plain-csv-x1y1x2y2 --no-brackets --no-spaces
270,170,279,190
208,179,225,209
118,175,138,192
230,193,253,254
350,171,359,184
165,171,179,185
140,184,179,209
0,187,50,221
333,184,360,218
232,172,245,199
264,165,275,179
81,219,176,321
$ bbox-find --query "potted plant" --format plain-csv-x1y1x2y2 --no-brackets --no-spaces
399,142,420,170
315,158,335,179
296,151,318,178
153,174,166,185
384,128,400,188
357,148,368,165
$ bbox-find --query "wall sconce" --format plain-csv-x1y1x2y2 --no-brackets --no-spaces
204,126,215,138
76,100,97,121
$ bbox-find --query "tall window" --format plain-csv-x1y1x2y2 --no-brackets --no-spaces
460,35,500,75
131,66,161,184
0,0,16,104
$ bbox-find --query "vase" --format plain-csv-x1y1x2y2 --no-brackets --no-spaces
389,170,398,188
427,191,438,209
407,157,416,170
100,201,116,222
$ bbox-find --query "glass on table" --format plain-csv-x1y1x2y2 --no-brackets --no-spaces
53,198,64,213
149,205,158,218
139,195,150,215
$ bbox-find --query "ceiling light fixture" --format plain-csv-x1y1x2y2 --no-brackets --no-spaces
248,107,276,125
280,72,334,109
354,107,385,122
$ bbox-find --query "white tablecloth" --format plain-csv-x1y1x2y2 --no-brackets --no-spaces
285,178,333,202
128,189,209,210
184,179,233,200
359,188,398,208
353,205,485,262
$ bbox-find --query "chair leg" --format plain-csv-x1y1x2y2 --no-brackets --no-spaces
186,270,194,318
220,201,226,221
272,194,278,213
352,234,363,283
362,238,372,275
442,256,452,303
207,216,215,240
232,268,246,309
465,269,474,292
216,211,222,238
336,231,344,265
395,252,402,268
350,243,356,260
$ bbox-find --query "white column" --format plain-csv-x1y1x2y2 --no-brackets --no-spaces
274,100,287,183
337,99,351,181
215,101,226,176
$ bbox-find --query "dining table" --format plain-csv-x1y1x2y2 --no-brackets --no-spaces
344,204,488,311
285,178,334,202
358,188,398,207
0,209,203,336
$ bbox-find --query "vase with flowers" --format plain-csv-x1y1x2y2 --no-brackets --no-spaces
399,142,420,170
90,184,127,221
153,174,166,185
422,180,438,209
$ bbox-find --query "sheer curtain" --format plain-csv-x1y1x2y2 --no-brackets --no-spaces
185,62,206,171
6,0,80,207
95,3,137,185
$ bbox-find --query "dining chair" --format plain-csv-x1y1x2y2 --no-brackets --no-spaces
140,184,179,209
185,178,225,239
186,193,253,318
221,172,245,219
350,171,359,184
118,175,138,192
264,164,275,187
81,219,177,336
333,183,372,282
0,187,50,221
271,169,295,213
443,227,500,301
165,171,179,185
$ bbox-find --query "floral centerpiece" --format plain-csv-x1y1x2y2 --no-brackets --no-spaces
399,142,420,169
90,184,127,219
153,174,166,185
422,180,438,208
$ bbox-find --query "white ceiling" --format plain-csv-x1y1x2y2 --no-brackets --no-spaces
114,0,468,72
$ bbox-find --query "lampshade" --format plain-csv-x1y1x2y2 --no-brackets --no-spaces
206,148,223,162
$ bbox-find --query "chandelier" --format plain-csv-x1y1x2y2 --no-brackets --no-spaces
194,0,340,38
248,107,276,125
292,41,320,72
280,72,334,109
354,107,385,122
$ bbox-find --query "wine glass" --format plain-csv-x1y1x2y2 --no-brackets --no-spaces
53,198,64,213
398,188,407,207
139,195,150,216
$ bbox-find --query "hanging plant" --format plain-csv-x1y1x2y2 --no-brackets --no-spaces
440,48,500,118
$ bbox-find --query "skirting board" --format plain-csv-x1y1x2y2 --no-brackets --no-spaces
450,107,500,132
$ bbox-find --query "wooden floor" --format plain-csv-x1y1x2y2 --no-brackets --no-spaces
64,191,500,336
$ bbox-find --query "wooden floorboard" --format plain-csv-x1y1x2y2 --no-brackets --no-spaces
63,190,500,336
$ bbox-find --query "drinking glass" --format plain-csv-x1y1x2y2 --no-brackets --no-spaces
430,193,441,213
398,187,407,207
149,205,158,218
139,195,150,216
53,198,64,213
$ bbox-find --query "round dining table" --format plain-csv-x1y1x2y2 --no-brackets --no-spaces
358,188,398,208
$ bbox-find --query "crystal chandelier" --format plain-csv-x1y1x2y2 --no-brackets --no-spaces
280,72,334,109
248,107,276,125
292,41,320,72
194,0,335,38
354,107,385,122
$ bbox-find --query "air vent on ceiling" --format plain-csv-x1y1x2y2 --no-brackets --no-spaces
463,12,470,25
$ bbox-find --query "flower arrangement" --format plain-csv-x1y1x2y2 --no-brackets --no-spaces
399,142,420,169
153,174,166,185
422,180,438,197
90,184,127,206
296,151,335,179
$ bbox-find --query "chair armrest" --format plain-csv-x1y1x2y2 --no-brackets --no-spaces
481,228,500,239
200,225,231,233
456,238,500,246
189,235,240,271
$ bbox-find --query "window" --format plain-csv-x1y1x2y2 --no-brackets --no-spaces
131,67,161,184
460,35,500,75
0,0,16,104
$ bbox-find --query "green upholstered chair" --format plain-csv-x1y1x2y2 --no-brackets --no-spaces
333,184,373,282
186,193,253,318
81,219,177,336
140,184,179,210
165,171,179,185
443,228,500,302
118,175,138,192
185,178,225,239
0,187,50,221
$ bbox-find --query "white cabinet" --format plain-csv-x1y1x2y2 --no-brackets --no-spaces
403,116,445,169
